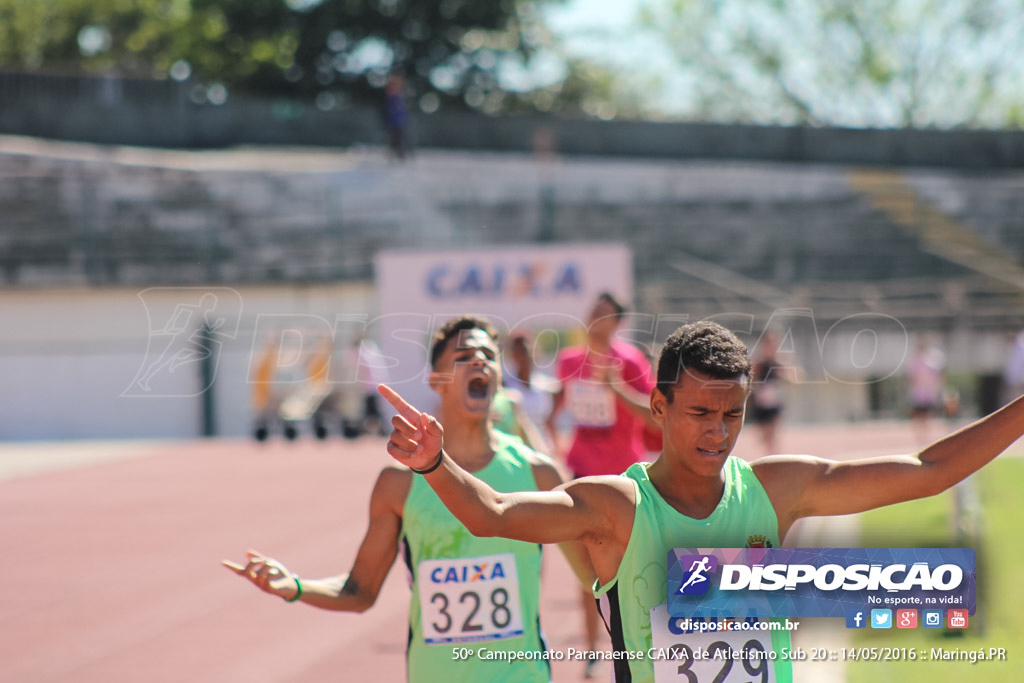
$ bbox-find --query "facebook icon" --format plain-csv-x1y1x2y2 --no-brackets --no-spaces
845,609,867,629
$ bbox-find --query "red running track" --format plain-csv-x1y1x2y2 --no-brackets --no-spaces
0,420,949,682
0,435,615,683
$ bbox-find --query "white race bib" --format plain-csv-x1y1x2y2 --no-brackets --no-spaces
566,382,616,428
650,604,776,683
417,553,524,644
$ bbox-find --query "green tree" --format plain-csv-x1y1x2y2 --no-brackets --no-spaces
637,0,1024,128
0,0,578,114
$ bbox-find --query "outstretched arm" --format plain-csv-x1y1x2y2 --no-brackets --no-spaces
223,467,407,612
758,392,1024,537
377,384,631,555
530,456,598,590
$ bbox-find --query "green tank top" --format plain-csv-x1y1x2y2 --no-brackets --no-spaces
595,458,793,683
401,431,550,683
489,388,520,438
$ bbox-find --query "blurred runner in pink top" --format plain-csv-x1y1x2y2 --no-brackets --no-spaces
545,292,659,677
548,292,659,478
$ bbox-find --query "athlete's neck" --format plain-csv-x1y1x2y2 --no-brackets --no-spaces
646,457,727,521
437,408,495,473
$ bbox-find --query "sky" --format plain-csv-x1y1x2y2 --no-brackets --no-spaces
542,0,654,71
539,0,1024,127
544,0,638,33
539,0,684,114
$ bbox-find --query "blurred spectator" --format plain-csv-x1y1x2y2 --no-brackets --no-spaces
532,125,557,162
906,336,947,446
251,330,283,441
276,334,337,440
489,386,548,453
502,330,559,452
1002,329,1024,404
347,333,392,436
383,72,410,160
748,329,801,456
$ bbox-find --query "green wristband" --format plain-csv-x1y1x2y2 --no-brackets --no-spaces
285,575,303,602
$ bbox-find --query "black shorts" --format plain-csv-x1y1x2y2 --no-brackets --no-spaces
750,405,781,424
364,394,381,419
910,403,938,418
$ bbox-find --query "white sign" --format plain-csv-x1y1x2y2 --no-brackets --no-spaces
375,243,632,409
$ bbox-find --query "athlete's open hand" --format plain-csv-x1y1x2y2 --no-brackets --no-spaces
377,384,444,471
222,550,300,601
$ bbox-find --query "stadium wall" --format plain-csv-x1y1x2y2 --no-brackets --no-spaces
0,282,1013,441
0,283,376,441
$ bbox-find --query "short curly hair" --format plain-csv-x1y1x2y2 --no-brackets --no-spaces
657,321,751,402
429,315,499,369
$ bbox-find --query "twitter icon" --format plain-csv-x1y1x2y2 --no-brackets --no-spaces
871,609,892,629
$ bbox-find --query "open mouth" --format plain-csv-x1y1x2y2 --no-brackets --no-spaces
467,376,490,399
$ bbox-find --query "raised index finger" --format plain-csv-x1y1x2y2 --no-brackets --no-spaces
222,559,246,574
377,383,422,422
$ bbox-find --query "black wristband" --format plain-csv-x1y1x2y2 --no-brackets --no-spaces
409,451,444,475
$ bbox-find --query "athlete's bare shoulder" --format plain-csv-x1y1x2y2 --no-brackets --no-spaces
559,474,638,536
372,464,415,516
563,474,638,580
564,473,637,502
750,454,832,503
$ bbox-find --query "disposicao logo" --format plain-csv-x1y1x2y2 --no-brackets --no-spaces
717,561,963,591
667,548,976,620
676,555,718,596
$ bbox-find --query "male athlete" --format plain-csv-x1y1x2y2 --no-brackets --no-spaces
226,316,593,683
380,320,1024,683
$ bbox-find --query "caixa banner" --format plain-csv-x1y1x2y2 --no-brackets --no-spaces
667,548,976,619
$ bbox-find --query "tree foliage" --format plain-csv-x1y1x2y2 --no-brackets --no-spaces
0,0,584,114
637,0,1024,128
